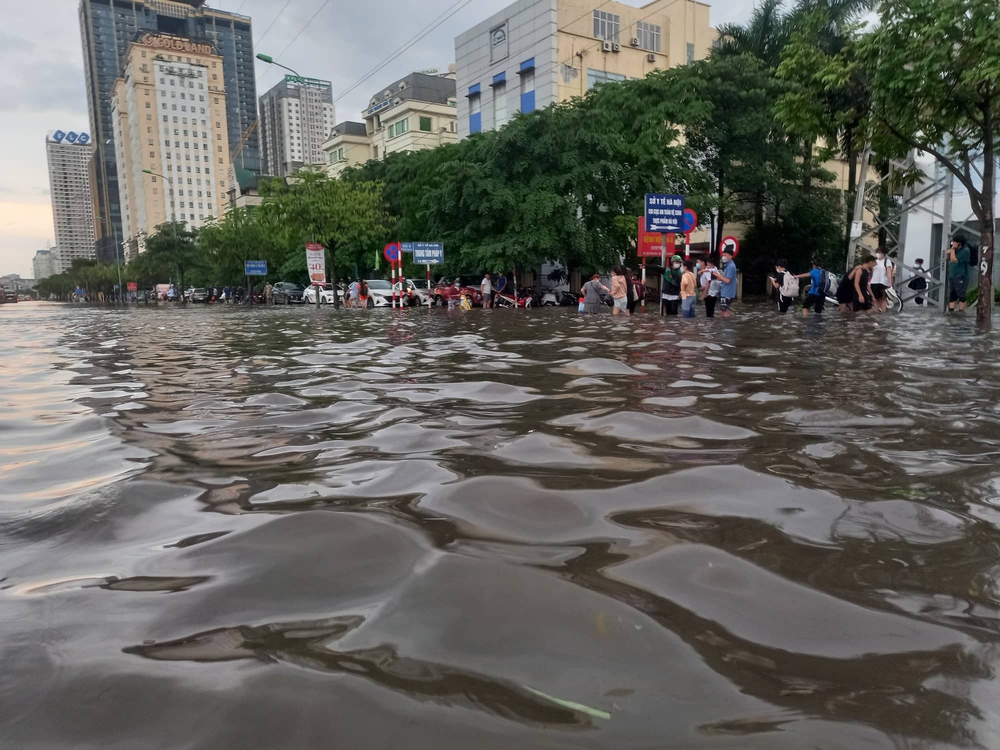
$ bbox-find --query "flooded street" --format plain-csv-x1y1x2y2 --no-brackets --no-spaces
3,301,1000,749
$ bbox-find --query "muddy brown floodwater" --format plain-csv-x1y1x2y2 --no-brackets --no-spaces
2,302,1000,749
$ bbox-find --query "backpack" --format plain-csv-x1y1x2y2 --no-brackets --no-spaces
780,272,800,298
824,271,838,298
968,243,979,268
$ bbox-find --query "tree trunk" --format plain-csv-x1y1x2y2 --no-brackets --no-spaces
976,135,994,333
330,243,340,310
803,140,814,193
845,141,857,255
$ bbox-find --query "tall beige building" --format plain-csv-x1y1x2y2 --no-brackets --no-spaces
112,33,232,260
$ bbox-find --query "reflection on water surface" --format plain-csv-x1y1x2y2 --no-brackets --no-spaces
2,302,999,749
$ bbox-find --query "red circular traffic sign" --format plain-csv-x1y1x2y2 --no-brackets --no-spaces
682,208,698,235
383,243,401,262
719,236,740,258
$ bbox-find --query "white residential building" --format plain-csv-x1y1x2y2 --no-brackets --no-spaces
45,131,97,272
259,76,336,177
33,248,59,280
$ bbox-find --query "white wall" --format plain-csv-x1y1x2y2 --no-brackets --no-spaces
455,0,559,137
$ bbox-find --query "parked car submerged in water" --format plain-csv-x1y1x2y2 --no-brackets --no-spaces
303,283,340,305
272,282,304,304
432,277,483,306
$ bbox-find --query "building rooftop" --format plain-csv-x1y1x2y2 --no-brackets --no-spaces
330,121,368,138
364,72,456,118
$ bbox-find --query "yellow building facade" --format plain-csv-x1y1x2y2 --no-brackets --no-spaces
112,34,232,260
456,0,715,136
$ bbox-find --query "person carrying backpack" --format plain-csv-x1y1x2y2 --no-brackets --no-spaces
797,257,829,316
948,234,974,313
907,258,929,306
771,259,800,314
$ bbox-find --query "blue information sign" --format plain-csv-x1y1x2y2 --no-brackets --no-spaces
411,242,444,265
244,260,268,276
645,194,685,233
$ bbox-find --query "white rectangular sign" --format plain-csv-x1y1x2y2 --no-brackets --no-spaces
306,243,326,284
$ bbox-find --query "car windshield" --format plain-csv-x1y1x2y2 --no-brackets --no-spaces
366,280,392,290
283,283,303,291
193,289,207,294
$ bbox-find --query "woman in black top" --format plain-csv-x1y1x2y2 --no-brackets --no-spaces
837,255,877,313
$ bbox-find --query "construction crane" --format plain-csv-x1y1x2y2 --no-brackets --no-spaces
230,119,259,166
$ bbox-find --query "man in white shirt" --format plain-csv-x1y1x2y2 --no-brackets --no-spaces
870,248,895,313
480,274,493,309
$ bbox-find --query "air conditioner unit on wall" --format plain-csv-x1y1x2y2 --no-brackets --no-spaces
630,37,640,47
612,43,621,52
602,40,612,53
647,53,656,62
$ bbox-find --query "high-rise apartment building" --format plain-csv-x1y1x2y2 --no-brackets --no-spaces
259,76,336,177
455,0,714,137
112,34,232,260
33,249,59,281
46,131,97,272
79,0,258,260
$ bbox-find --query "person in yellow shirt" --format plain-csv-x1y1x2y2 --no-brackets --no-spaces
680,260,697,318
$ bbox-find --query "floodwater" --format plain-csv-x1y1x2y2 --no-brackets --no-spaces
2,302,1000,749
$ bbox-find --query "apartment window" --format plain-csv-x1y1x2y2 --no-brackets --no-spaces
686,42,695,64
518,63,536,114
145,101,151,108
469,93,482,134
587,68,626,90
636,21,661,52
593,10,621,42
493,82,507,128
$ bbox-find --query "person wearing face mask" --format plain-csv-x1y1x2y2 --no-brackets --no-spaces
870,247,895,313
661,255,684,316
712,250,739,318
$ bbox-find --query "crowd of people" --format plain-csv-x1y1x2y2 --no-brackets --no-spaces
575,234,976,320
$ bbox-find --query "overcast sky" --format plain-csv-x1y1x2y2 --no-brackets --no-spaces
0,0,752,278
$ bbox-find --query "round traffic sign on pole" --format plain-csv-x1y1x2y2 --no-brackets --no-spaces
682,208,698,235
719,236,740,258
383,243,401,263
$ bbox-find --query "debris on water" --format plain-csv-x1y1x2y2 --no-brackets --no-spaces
524,687,611,721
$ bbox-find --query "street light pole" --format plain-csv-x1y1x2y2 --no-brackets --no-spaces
256,53,302,78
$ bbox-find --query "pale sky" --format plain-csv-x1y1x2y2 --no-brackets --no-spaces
0,0,751,278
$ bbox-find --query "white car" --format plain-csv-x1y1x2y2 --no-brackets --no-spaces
396,278,430,305
303,283,339,305
364,279,394,307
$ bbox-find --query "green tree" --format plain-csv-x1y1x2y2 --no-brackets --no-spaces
776,0,873,248
861,0,1000,330
259,171,390,306
715,0,793,69
143,221,203,291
